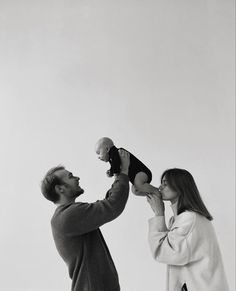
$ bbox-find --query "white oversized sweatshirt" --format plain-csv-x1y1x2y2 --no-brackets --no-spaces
148,209,229,291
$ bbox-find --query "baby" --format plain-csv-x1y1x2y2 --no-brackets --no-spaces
95,137,154,196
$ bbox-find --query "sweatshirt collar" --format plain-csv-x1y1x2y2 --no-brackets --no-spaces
171,201,178,217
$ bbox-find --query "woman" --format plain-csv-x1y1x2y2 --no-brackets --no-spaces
147,168,229,291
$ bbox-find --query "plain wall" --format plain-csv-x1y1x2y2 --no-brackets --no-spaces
0,0,235,290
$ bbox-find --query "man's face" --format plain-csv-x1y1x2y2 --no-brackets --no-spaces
95,144,109,162
55,169,84,200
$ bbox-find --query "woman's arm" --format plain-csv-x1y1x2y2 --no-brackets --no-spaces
148,211,196,266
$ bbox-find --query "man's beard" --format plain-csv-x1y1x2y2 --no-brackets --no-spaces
75,187,84,197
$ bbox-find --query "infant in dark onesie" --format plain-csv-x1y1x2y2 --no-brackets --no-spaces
95,137,154,196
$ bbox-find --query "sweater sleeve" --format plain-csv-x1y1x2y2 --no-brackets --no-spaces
148,212,196,266
59,174,129,236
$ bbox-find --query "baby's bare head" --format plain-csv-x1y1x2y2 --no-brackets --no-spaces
96,137,114,149
95,137,114,162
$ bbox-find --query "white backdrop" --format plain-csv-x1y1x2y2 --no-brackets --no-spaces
0,0,235,290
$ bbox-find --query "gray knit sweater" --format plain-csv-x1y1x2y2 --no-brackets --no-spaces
51,174,129,291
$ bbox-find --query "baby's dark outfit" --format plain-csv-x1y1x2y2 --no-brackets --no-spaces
107,146,152,184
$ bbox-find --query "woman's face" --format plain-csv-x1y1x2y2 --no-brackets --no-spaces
159,175,179,203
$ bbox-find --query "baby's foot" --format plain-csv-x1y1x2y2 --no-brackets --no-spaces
140,183,157,194
131,185,147,196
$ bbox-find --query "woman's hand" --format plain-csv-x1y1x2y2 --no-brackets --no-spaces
147,190,165,216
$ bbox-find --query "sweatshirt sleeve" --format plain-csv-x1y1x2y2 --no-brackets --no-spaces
148,212,196,266
58,174,129,236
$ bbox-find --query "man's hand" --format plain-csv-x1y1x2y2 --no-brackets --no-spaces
118,149,130,175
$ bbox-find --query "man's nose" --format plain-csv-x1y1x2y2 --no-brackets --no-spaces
159,185,163,191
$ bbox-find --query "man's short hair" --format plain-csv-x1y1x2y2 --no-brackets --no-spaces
41,165,65,203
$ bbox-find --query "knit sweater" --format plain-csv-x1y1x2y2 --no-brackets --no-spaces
51,174,129,291
148,211,229,291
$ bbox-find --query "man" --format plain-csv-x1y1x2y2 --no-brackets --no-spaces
41,149,130,291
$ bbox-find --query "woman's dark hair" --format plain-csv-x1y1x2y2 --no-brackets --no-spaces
41,165,65,203
161,168,213,221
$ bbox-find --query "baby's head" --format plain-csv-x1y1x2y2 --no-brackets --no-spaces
95,137,114,162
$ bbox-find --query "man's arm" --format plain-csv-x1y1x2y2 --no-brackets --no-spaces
58,150,130,235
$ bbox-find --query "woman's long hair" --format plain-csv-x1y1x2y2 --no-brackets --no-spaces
161,168,213,221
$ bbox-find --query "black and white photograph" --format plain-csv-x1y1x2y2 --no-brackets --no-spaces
0,1,235,291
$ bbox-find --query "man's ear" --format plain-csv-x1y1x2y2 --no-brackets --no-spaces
55,184,64,195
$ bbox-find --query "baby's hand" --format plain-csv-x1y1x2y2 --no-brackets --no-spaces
106,170,113,177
